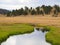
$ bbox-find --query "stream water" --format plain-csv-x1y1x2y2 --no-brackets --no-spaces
1,28,51,45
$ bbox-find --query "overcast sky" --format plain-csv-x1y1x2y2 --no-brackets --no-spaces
0,0,60,10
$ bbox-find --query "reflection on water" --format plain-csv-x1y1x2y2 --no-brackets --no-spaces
1,29,51,45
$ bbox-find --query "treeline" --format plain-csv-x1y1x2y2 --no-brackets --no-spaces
7,5,60,17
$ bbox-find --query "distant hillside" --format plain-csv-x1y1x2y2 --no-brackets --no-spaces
0,9,10,14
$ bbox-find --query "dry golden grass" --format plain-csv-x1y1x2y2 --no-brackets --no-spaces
0,15,60,26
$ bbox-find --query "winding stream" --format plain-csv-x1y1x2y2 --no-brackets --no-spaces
1,28,51,45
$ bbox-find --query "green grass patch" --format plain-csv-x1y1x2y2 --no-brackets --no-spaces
0,23,34,43
45,26,60,45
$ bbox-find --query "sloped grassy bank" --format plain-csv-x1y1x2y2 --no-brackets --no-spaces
0,24,34,44
45,26,60,45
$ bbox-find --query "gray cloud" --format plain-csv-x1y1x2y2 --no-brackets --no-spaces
0,0,60,10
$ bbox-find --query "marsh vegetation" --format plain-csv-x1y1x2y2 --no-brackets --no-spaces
0,24,34,44
1,29,51,45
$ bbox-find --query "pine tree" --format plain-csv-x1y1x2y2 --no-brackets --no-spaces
31,9,36,15
36,6,40,15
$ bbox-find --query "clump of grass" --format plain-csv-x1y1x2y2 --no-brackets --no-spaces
42,26,51,31
0,23,34,44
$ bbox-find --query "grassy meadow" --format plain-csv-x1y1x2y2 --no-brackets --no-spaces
0,15,60,26
0,16,60,45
